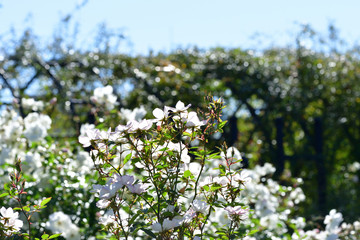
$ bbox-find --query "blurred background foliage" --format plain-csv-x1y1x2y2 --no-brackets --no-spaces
0,22,359,225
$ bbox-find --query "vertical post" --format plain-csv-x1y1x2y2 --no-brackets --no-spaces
314,117,326,214
228,115,238,147
274,117,285,178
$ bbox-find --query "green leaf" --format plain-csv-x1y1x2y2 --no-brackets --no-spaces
184,170,192,178
41,234,49,239
203,185,210,191
23,206,31,211
49,233,62,239
218,120,228,129
0,192,9,198
219,164,226,174
247,229,259,236
41,197,52,207
128,212,140,225
123,153,132,165
141,228,157,238
208,153,221,159
211,185,222,191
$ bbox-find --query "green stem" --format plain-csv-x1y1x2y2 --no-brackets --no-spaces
192,140,207,202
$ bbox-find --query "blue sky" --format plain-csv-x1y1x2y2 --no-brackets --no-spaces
0,0,360,54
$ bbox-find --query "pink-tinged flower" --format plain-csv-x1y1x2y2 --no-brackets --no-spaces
79,129,100,147
98,210,119,227
126,119,153,132
115,124,129,133
99,128,112,140
114,174,134,187
138,119,153,130
151,222,162,232
128,183,147,194
94,175,134,200
109,131,124,142
96,199,111,209
98,182,120,199
182,208,197,223
163,217,181,230
231,172,249,187
91,184,103,194
224,206,248,221
126,120,140,132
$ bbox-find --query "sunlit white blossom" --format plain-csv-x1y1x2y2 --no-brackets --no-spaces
151,218,181,232
91,85,118,110
120,106,147,122
21,98,44,111
0,207,23,235
23,113,51,142
192,199,210,214
324,209,343,234
46,211,80,239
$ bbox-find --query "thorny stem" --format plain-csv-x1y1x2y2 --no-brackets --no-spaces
15,196,31,240
125,134,164,220
227,221,234,239
11,176,32,240
192,140,207,202
199,192,216,239
114,206,128,240
171,121,185,204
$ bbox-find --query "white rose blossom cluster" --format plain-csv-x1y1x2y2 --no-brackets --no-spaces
0,110,51,184
23,112,52,142
0,109,94,189
0,109,24,167
21,98,45,111
232,163,360,240
0,109,93,239
238,163,305,238
46,211,80,240
90,85,118,111
292,209,342,240
120,105,147,122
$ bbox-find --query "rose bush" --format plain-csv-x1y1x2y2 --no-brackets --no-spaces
0,86,359,239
